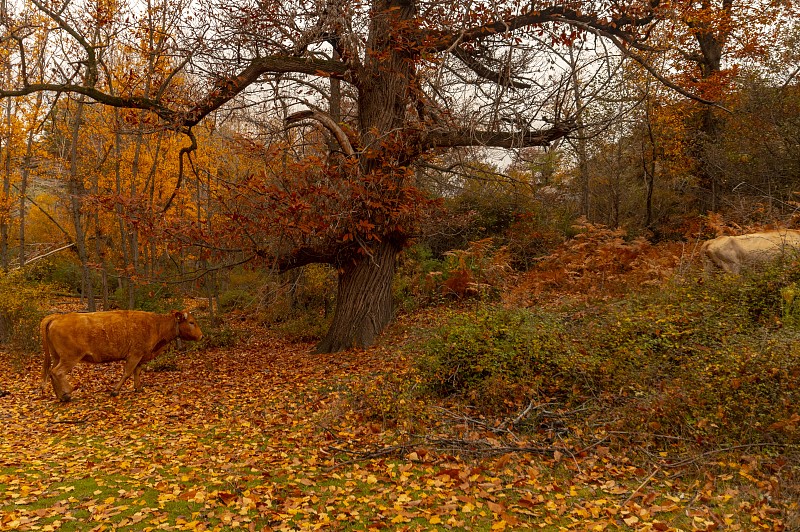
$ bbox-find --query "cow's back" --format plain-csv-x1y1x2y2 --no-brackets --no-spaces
702,230,800,274
46,311,163,363
731,231,800,262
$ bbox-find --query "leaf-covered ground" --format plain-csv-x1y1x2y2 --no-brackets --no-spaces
0,322,795,531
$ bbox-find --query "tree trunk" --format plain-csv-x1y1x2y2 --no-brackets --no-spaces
19,92,41,268
68,95,96,311
19,135,31,268
1,96,12,271
314,240,399,353
568,47,590,219
643,94,657,230
689,5,728,212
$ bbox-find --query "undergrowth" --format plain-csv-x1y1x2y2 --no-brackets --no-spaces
411,262,800,448
0,270,54,360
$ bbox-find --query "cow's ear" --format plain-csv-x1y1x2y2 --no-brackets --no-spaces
172,310,184,322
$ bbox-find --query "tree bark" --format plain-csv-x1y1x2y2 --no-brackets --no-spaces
686,0,730,211
68,94,96,311
314,240,399,353
1,96,12,271
568,47,590,219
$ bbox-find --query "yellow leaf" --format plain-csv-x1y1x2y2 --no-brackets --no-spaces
429,515,442,524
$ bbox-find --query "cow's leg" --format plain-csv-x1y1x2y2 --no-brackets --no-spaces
133,365,145,392
111,356,142,396
42,351,60,398
50,358,78,402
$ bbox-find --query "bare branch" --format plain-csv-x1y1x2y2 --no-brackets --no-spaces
286,108,355,156
428,5,655,53
162,128,198,213
451,46,531,89
424,122,574,149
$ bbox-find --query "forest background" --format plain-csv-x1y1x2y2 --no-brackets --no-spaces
1,0,800,529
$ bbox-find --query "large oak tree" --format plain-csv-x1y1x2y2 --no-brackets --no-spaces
2,0,699,352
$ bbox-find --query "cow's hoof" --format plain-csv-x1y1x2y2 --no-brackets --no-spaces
59,394,72,402
109,390,119,397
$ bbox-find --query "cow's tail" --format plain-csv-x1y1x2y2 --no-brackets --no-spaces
40,315,57,397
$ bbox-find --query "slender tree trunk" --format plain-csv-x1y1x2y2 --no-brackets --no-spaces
688,2,729,211
19,131,33,268
68,95,96,310
314,240,400,353
112,109,132,303
128,132,143,308
1,96,11,271
569,47,590,219
643,91,657,230
92,189,109,309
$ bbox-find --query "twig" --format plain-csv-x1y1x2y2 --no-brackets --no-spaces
325,444,411,469
621,467,659,507
663,443,798,469
498,399,558,429
576,436,608,454
424,436,564,458
606,430,689,442
556,432,581,475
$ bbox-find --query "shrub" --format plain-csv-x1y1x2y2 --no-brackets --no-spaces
200,325,240,349
273,311,331,342
395,239,514,310
416,306,567,411
394,244,447,310
503,207,572,270
0,271,53,356
218,287,254,312
511,222,683,301
414,271,800,445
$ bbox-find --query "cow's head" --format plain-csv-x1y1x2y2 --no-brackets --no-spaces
173,310,204,341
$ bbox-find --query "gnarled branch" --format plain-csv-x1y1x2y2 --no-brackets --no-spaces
286,108,355,157
451,47,531,89
424,122,574,150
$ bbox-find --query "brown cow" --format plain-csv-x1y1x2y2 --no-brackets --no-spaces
40,310,203,401
701,230,800,275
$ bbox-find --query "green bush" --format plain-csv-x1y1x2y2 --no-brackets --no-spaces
416,306,567,410
503,207,572,270
414,268,800,445
0,271,52,355
218,287,255,312
273,311,332,342
394,240,514,310
44,257,83,293
394,244,447,310
200,325,240,349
